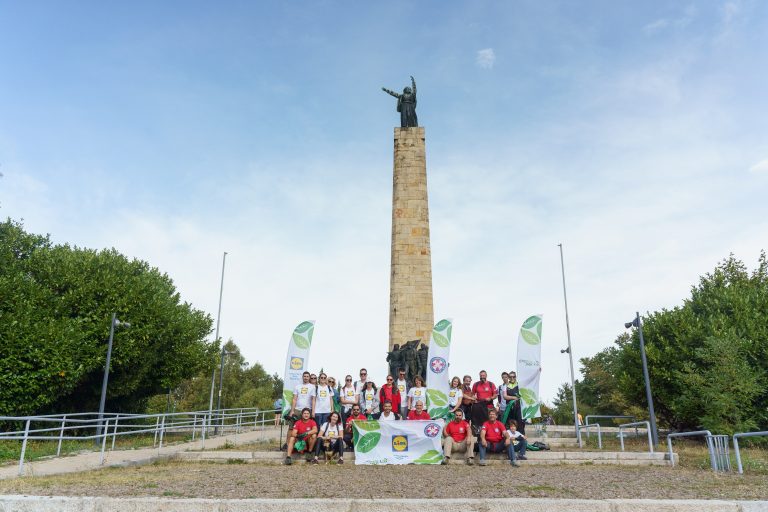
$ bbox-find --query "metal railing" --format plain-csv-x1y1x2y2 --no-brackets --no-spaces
1,407,280,476
733,430,768,474
706,434,731,472
618,421,653,453
578,423,602,448
666,430,714,469
584,415,636,436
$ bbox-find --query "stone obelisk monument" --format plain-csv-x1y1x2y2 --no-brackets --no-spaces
382,77,434,351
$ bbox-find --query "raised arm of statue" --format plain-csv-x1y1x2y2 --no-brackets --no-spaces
410,76,416,97
382,87,401,99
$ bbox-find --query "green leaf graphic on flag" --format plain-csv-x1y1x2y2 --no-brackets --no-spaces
432,331,450,347
292,333,310,349
356,432,382,453
426,389,448,407
522,316,540,329
434,319,451,331
520,329,540,345
293,321,313,334
354,421,380,432
523,404,540,419
519,387,537,405
414,449,443,464
536,321,542,339
429,406,449,419
282,390,293,413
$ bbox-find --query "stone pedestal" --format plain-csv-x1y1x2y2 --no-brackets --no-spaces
389,127,434,351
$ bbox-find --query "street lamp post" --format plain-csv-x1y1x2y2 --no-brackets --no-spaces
96,313,130,441
206,252,227,437
557,244,582,448
625,312,659,447
215,348,236,434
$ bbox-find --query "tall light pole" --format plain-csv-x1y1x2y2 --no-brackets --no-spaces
207,252,228,436
215,347,236,434
96,313,130,440
558,244,582,448
625,312,659,447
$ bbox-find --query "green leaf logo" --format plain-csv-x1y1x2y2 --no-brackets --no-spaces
523,404,540,420
426,389,448,407
428,406,449,419
294,321,313,334
522,316,540,329
434,319,451,332
519,387,537,405
357,432,382,453
520,329,540,345
282,390,293,413
292,333,310,349
354,421,380,432
414,449,443,464
432,331,450,347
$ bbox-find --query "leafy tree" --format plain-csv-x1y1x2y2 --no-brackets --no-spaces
0,219,215,417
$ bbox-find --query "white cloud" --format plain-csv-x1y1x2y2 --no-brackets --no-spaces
476,48,496,69
749,159,768,173
643,19,669,35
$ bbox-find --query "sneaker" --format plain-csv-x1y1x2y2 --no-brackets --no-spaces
511,461,520,467
284,457,292,465
441,457,450,465
338,458,344,465
305,453,313,462
311,457,319,465
466,458,474,466
281,443,288,451
479,460,487,466
518,455,527,460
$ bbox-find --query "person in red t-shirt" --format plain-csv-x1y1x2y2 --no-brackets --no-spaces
343,405,367,450
407,401,432,420
470,370,497,428
285,408,317,465
379,375,401,413
441,408,475,465
479,409,507,465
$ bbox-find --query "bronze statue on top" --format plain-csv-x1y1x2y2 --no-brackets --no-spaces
382,76,418,128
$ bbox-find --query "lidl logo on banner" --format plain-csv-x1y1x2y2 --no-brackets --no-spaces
290,357,304,370
429,357,447,374
391,435,409,452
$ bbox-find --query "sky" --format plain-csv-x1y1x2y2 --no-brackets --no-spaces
1,1,767,404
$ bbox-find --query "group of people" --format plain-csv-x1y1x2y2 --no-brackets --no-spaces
277,368,531,466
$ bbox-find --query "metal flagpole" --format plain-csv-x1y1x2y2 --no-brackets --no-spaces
558,244,582,448
207,252,228,436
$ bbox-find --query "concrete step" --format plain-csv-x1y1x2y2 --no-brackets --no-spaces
177,450,676,466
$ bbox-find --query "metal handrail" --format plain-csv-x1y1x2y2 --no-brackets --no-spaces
666,430,713,468
733,430,768,474
617,421,653,453
578,423,602,448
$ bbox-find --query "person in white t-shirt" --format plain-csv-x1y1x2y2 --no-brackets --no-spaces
375,400,400,421
359,380,379,416
313,411,345,464
339,375,358,425
354,368,368,395
407,375,427,410
447,376,463,416
395,368,409,417
505,418,527,466
313,373,334,427
292,371,316,416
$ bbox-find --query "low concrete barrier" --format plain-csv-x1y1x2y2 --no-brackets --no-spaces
0,497,765,512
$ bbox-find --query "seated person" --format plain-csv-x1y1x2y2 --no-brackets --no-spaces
284,408,317,465
313,411,345,464
374,400,401,421
442,408,474,465
478,409,505,466
505,419,527,466
407,400,431,420
343,405,367,450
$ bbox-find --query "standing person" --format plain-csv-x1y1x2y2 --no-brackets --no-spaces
375,400,400,421
447,376,463,417
354,368,368,395
442,408,474,465
498,372,511,421
309,374,318,387
273,397,283,427
379,375,402,416
396,368,409,418
478,409,505,466
313,411,345,464
327,376,341,414
284,408,317,465
505,419,527,466
360,381,380,417
506,370,524,434
407,375,427,411
407,401,431,420
313,373,334,428
461,375,476,424
339,375,358,425
343,405,367,450
471,370,497,427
